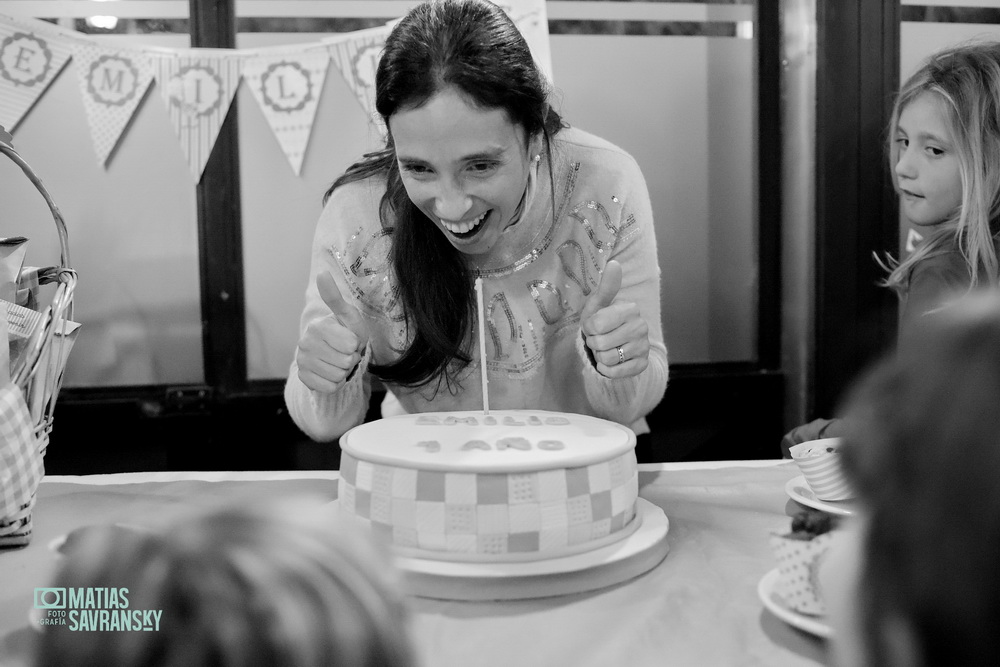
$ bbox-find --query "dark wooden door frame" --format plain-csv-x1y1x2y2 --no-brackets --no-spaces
190,0,248,396
813,0,900,418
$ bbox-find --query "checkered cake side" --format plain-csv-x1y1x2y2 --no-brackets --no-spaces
337,450,638,556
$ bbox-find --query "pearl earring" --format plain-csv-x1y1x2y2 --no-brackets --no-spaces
533,154,541,163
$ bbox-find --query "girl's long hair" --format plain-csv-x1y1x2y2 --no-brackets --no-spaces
882,41,1000,294
325,0,565,392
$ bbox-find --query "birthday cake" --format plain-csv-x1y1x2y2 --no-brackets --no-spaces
337,410,639,562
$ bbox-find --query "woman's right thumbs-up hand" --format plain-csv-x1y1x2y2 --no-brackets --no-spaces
296,271,370,393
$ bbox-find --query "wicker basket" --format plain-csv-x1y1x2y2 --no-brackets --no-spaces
0,130,77,547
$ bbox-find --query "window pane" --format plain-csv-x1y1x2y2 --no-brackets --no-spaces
549,1,758,364
0,0,204,387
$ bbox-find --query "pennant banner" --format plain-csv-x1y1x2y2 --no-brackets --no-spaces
321,3,552,123
152,50,243,183
243,47,330,175
323,25,391,125
0,18,74,131
0,1,552,177
72,42,154,166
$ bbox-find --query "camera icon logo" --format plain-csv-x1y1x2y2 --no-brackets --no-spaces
34,588,66,609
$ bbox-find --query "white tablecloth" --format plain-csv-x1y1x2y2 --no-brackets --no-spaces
0,461,828,667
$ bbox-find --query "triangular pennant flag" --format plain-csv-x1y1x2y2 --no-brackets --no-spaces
905,227,924,254
72,42,154,166
243,48,330,175
0,16,74,131
150,49,242,183
323,25,391,124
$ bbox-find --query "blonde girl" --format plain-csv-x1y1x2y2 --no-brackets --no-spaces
884,40,1000,337
782,40,1000,453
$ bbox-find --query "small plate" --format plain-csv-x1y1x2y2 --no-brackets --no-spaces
758,568,832,639
785,475,855,516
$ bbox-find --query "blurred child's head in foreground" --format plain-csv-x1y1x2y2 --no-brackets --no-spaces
828,289,1000,667
33,497,416,667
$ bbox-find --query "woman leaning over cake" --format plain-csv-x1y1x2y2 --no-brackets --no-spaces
285,0,668,445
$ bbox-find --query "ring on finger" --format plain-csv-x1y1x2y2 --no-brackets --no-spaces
616,345,626,365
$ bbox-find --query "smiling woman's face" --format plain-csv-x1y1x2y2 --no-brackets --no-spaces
389,87,539,256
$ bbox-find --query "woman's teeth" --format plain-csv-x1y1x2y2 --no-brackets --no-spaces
441,211,488,234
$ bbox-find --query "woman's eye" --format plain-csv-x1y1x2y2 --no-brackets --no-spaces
401,164,431,175
469,162,498,174
926,146,944,156
896,137,908,148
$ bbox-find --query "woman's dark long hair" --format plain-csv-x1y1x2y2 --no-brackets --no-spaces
325,0,566,392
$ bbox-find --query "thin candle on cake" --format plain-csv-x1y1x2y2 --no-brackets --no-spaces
475,277,489,415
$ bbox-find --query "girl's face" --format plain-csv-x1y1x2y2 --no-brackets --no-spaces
894,91,963,227
389,87,540,256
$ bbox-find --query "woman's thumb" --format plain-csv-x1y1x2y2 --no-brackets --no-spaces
317,271,358,324
582,260,623,320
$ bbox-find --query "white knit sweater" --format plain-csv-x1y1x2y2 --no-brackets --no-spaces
285,126,668,441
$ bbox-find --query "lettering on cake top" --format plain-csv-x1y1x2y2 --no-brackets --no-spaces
498,437,530,451
414,412,572,453
339,410,634,472
457,438,564,452
415,413,571,426
461,440,491,451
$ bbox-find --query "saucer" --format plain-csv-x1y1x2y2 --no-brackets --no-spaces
785,476,855,517
758,568,832,638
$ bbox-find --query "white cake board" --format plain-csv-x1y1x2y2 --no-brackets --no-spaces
394,498,670,601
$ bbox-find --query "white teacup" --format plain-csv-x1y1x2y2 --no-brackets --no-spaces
789,437,855,501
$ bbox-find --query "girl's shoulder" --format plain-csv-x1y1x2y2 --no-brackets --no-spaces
550,127,647,201
317,174,391,251
545,128,652,253
910,243,971,285
323,174,387,228
318,173,392,266
320,175,397,317
553,126,642,173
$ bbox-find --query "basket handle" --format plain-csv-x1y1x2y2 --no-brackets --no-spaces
0,131,71,270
